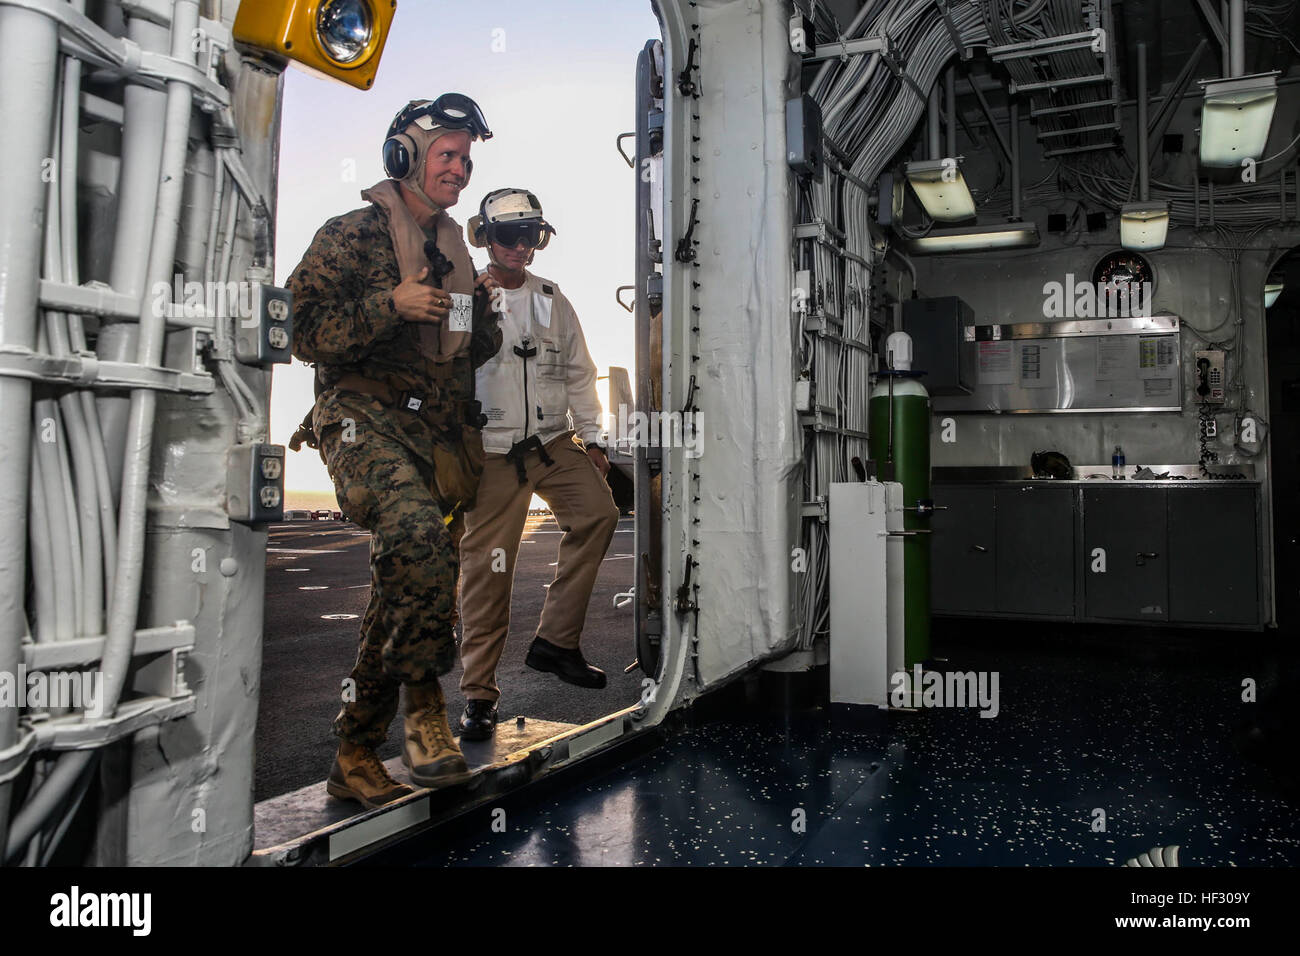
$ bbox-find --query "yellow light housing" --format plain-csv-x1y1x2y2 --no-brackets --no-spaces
233,0,396,91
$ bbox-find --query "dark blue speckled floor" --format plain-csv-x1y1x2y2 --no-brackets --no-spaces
409,623,1300,866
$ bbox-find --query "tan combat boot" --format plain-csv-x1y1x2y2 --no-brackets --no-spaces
402,680,471,789
327,741,417,810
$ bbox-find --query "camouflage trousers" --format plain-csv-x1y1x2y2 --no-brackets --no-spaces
319,417,463,748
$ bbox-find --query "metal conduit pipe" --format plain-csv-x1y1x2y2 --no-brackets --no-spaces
81,387,117,600
1138,43,1150,202
179,125,217,287
965,72,1014,161
1229,0,1245,77
5,0,202,864
52,402,84,639
1220,1,1230,75
27,455,55,645
106,0,207,748
59,0,85,292
1010,101,1022,221
97,15,170,503
0,0,60,861
31,399,76,640
203,159,226,285
57,2,118,605
43,126,102,639
945,66,956,159
57,394,103,637
927,84,941,159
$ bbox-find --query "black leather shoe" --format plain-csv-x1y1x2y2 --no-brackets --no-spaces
525,637,607,689
459,699,498,741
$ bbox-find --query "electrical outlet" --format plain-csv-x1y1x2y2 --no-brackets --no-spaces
227,444,285,523
235,284,293,366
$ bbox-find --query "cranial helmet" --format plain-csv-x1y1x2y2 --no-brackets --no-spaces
382,94,492,211
467,188,556,254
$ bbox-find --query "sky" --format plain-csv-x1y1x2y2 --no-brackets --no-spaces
272,0,662,496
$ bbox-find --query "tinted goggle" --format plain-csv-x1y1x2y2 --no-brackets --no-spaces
489,220,553,249
391,93,493,141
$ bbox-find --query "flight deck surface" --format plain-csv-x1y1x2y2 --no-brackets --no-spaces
257,514,641,802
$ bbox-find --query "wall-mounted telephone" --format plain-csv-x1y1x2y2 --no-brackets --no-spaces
1194,350,1225,404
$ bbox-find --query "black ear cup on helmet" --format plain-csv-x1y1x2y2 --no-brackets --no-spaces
382,132,418,180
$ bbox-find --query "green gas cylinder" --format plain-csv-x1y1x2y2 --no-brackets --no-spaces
868,332,931,667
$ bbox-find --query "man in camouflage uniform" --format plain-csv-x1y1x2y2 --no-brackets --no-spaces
289,95,502,807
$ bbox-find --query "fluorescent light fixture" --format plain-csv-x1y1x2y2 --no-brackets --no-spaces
1120,202,1169,251
907,221,1040,254
1198,72,1279,167
1265,279,1283,309
904,159,976,222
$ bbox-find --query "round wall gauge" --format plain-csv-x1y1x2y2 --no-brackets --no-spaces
1091,250,1156,316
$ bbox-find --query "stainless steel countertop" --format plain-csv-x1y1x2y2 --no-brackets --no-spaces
933,463,1257,484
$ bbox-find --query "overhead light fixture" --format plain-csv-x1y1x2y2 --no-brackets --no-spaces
233,0,395,91
1120,202,1169,251
1198,72,1279,167
903,159,976,222
907,221,1040,254
1265,278,1284,309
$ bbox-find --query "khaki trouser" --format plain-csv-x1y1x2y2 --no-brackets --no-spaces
459,433,619,703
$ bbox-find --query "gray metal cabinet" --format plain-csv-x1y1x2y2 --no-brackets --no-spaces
933,481,1262,628
931,486,997,614
1082,487,1169,621
996,486,1075,617
1167,486,1259,625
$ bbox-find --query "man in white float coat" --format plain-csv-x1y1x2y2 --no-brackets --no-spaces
457,188,619,739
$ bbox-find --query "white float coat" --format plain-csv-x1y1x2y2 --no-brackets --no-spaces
474,269,604,454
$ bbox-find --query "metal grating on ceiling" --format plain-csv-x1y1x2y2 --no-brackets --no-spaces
988,0,1122,158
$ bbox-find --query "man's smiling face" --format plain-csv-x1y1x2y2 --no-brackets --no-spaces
422,130,472,209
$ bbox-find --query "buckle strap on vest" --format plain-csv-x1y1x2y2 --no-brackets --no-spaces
504,435,555,485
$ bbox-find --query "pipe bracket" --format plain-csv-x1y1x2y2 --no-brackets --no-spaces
0,346,214,394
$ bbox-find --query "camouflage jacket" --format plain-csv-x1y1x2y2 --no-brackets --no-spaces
289,202,502,456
